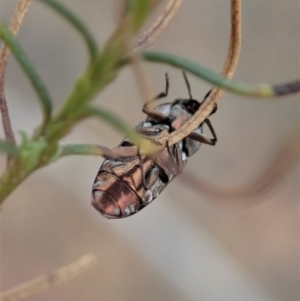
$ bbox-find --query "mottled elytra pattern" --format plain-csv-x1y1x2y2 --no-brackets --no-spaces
92,73,217,219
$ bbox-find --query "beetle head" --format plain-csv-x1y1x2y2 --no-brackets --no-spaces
174,98,200,115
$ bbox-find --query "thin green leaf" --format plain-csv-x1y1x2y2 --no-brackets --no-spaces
143,51,300,97
41,0,161,143
59,144,105,157
36,0,98,59
58,142,147,161
0,23,52,124
0,140,19,156
58,143,138,159
82,105,158,154
82,105,141,141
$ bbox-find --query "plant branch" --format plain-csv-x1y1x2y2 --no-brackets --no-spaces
0,0,163,204
128,0,184,103
133,0,183,52
41,0,163,144
0,0,32,72
168,0,242,147
0,0,32,151
0,254,96,301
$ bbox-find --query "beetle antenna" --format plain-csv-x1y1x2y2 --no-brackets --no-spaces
182,71,192,99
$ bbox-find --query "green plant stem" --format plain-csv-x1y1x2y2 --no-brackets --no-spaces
0,0,160,204
0,158,33,203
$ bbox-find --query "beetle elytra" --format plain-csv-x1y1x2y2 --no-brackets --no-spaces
92,72,217,219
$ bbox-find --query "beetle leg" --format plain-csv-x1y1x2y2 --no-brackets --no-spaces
189,118,217,146
210,103,218,116
182,71,193,99
165,141,184,175
143,73,171,121
205,118,217,142
200,89,218,116
154,72,169,100
138,149,156,191
173,143,184,173
138,150,161,191
138,151,148,190
135,124,166,190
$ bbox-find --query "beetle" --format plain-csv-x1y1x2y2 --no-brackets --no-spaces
92,72,217,219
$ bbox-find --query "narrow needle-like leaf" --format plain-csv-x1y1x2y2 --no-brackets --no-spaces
143,51,300,97
59,144,139,159
36,0,98,59
0,24,52,124
82,105,142,142
82,105,158,154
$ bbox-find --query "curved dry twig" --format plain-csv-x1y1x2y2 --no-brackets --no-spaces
133,0,183,52
181,129,299,203
0,0,32,151
130,1,184,118
0,253,96,301
0,0,32,66
167,0,241,147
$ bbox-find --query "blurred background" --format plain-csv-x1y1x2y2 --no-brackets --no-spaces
1,1,299,300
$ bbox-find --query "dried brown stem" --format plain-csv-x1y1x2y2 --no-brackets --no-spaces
131,53,156,106
132,0,241,156
130,1,184,119
181,130,299,203
133,0,183,52
167,0,241,147
0,0,32,152
0,253,96,301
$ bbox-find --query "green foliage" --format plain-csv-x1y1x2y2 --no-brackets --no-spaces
0,1,298,204
0,1,156,203
143,51,300,98
0,24,52,126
